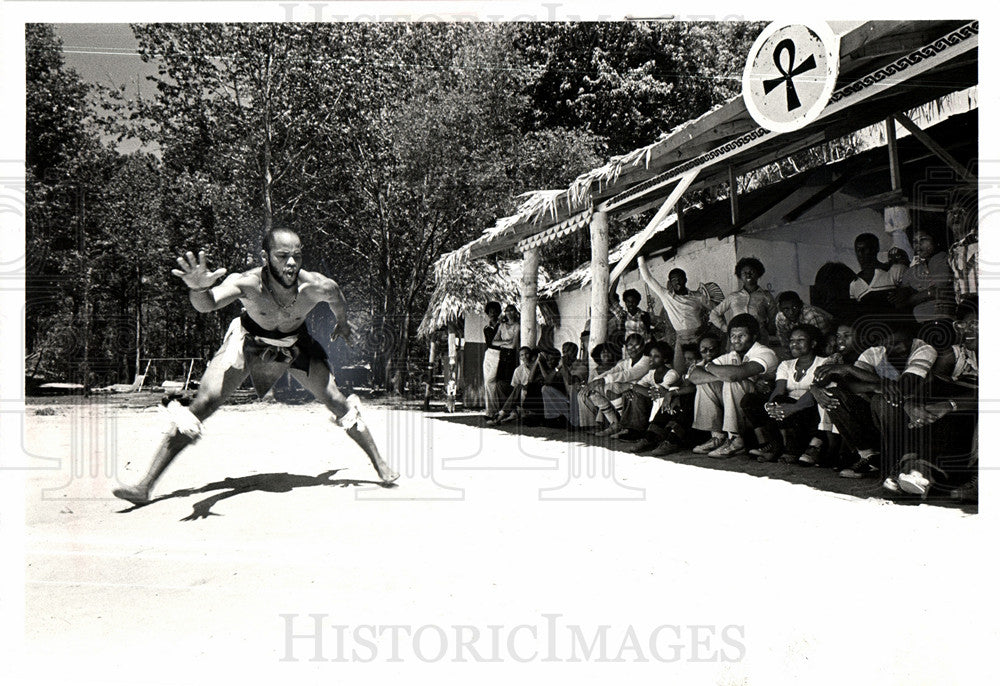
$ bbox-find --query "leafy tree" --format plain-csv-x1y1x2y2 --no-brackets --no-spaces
515,21,763,154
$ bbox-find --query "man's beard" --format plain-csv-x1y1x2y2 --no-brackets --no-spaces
268,261,298,288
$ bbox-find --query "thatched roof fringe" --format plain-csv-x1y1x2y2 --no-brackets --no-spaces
419,259,551,338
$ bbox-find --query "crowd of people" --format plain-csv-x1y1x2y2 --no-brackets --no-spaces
479,205,978,504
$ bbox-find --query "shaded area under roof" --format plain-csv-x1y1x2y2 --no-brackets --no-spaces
540,108,978,298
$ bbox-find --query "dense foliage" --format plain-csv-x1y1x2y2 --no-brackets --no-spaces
25,21,762,389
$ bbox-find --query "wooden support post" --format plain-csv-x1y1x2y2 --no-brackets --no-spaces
893,113,976,182
886,117,902,191
676,201,685,242
424,339,435,411
447,324,458,378
728,165,740,225
520,247,540,348
589,211,610,360
609,170,699,284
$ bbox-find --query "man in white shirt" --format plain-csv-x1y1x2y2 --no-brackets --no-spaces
687,313,779,457
637,256,712,370
849,233,905,315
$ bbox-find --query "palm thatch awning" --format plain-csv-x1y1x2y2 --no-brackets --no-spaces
418,259,550,339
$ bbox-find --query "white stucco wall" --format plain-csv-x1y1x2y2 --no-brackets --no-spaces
552,287,591,350
464,311,488,344
618,237,739,319
544,189,908,346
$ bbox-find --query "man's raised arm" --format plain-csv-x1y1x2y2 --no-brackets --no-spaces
637,256,669,303
171,250,240,313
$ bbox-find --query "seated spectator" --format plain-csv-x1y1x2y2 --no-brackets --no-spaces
489,347,543,425
541,342,589,428
849,232,905,316
826,322,861,365
893,223,955,325
742,324,826,463
810,323,937,479
687,314,779,457
613,342,668,442
577,342,621,429
583,334,652,437
631,342,700,456
801,321,861,465
774,291,832,356
709,257,778,345
889,296,978,499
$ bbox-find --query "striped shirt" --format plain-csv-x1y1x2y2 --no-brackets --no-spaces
948,236,978,301
855,339,937,380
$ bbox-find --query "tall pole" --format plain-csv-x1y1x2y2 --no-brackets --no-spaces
520,247,540,348
589,211,610,361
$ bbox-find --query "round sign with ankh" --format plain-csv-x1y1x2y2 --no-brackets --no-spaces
742,23,840,133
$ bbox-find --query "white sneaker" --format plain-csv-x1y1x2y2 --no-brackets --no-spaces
897,470,930,497
693,435,726,454
708,436,745,458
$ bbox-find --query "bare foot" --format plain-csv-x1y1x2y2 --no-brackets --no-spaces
113,486,151,505
378,465,399,484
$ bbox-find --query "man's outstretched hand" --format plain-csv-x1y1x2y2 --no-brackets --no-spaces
331,320,355,346
171,250,227,291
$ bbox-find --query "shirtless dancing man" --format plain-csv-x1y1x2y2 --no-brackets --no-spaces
113,227,398,504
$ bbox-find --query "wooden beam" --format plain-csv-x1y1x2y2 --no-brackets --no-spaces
609,170,699,284
719,170,818,239
617,194,675,221
886,117,902,191
728,166,740,225
846,27,946,60
892,112,976,182
676,202,685,242
837,21,900,57
782,167,858,223
794,189,907,224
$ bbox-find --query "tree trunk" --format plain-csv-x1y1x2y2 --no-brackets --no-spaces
261,43,274,232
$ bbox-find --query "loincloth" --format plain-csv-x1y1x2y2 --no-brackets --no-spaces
213,312,331,396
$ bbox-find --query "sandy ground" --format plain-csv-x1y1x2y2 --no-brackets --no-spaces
11,398,997,685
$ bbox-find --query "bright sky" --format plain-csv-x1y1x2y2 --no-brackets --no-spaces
54,24,158,94
54,24,159,152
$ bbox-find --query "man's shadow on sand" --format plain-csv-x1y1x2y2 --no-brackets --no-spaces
117,469,394,520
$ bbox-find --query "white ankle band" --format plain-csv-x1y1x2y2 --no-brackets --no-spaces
161,400,203,439
336,395,367,432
